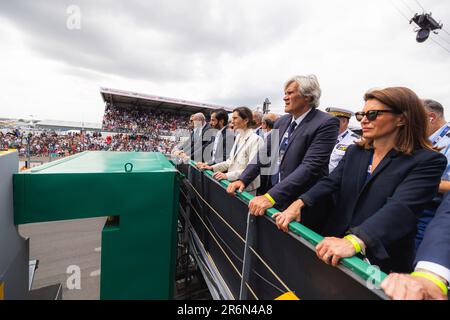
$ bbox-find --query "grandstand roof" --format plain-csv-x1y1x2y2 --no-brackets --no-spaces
36,120,102,131
100,87,233,113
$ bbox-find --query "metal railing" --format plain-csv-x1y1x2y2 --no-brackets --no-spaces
178,161,389,300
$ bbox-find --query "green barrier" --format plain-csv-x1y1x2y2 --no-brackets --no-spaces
14,151,179,299
189,160,388,287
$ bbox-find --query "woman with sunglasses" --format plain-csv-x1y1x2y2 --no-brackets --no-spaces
273,87,446,273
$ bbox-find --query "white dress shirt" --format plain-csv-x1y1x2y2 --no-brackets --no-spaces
416,261,450,284
212,127,225,163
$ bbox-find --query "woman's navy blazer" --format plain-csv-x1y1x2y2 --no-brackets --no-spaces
300,145,447,273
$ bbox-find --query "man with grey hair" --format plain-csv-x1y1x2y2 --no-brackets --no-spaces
172,112,214,162
227,74,339,232
416,99,450,250
252,110,264,137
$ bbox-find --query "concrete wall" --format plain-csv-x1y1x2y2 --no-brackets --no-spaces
0,150,29,299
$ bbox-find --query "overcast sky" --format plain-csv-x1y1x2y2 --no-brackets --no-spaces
1,0,449,125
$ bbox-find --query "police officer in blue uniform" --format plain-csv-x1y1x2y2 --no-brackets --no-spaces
416,99,450,250
326,107,360,173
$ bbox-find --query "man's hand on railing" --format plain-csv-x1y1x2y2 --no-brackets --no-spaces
212,172,227,181
195,162,205,169
381,273,448,300
316,237,357,267
173,150,183,157
227,180,246,195
272,199,303,232
196,162,212,170
173,150,189,162
249,196,273,216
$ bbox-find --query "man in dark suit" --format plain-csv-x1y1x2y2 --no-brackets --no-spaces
257,113,279,195
206,109,235,165
381,192,450,300
253,110,264,138
227,75,340,219
172,113,214,163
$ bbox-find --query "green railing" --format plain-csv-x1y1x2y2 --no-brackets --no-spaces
188,160,388,288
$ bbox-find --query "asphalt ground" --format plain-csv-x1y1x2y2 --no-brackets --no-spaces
19,217,107,300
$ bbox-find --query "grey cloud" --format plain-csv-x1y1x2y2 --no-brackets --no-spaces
0,0,304,82
114,0,303,54
214,87,283,110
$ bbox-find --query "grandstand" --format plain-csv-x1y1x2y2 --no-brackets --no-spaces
1,88,236,160
100,87,232,134
100,87,232,115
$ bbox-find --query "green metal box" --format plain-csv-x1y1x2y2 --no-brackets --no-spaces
13,151,179,299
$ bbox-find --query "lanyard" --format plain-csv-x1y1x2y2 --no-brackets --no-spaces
366,150,374,182
213,129,223,152
280,121,297,148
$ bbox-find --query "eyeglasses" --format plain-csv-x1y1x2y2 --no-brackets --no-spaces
355,109,401,122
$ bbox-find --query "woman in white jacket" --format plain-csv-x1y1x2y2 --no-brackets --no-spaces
197,107,264,195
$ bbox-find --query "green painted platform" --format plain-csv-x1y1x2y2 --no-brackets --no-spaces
13,151,179,299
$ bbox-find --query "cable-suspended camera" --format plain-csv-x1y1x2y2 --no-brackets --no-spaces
410,12,443,43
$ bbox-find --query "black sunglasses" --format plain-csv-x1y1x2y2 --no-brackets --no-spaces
355,109,401,122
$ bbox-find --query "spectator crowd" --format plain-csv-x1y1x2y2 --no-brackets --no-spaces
0,104,195,157
102,104,189,134
0,130,176,157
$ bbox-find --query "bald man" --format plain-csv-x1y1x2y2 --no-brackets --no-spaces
257,113,280,195
253,110,264,137
261,113,279,139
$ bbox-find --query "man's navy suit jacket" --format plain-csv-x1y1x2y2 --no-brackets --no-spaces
415,191,450,271
239,108,340,210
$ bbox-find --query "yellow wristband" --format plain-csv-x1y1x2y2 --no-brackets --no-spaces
411,272,448,296
344,235,361,254
264,193,276,205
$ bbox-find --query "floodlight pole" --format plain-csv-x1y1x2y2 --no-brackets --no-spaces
263,98,271,114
